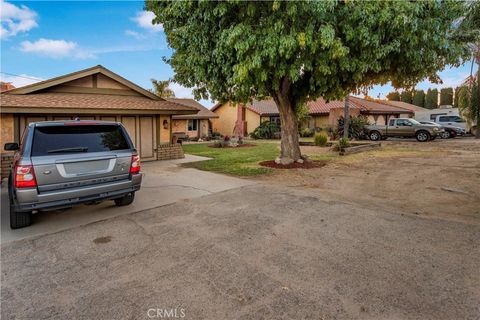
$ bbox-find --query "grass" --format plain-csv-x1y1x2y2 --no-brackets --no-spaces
182,143,279,176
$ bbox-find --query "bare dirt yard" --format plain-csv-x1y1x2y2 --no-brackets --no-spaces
262,138,480,225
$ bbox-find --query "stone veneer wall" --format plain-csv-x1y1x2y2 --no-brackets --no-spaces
1,153,14,180
157,143,184,160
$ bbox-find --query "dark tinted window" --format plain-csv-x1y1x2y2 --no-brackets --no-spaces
439,116,449,121
32,125,130,156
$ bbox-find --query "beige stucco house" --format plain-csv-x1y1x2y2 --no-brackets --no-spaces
211,96,413,137
168,98,218,140
0,65,197,177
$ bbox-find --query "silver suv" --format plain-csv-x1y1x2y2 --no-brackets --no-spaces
4,120,142,229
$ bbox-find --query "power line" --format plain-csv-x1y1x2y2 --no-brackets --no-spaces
0,72,43,81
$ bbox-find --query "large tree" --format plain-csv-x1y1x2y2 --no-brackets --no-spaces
425,88,439,109
440,87,454,106
386,91,400,101
148,1,471,162
412,90,425,108
400,90,413,103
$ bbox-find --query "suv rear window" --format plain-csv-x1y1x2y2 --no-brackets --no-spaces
32,125,130,156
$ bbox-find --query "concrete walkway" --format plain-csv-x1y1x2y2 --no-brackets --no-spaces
1,155,254,243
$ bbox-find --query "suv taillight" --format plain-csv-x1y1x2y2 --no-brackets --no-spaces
14,164,37,188
130,155,140,174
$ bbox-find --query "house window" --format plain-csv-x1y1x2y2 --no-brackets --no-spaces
188,119,198,131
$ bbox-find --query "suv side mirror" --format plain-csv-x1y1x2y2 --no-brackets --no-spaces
4,142,19,151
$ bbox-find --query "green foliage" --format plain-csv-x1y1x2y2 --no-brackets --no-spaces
454,87,462,108
150,79,175,98
458,82,479,126
400,91,413,103
440,87,454,106
337,115,370,140
314,132,328,147
386,91,400,101
338,137,351,151
295,103,311,124
148,1,471,103
250,121,280,139
425,89,438,109
412,90,425,107
300,127,314,138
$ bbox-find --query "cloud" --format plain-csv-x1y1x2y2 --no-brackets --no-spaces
0,73,43,88
20,38,94,59
1,0,38,39
131,11,163,32
169,82,195,99
125,29,146,40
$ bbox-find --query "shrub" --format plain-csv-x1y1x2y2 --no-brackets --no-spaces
314,132,328,146
337,115,370,139
250,121,280,139
300,127,314,137
338,137,350,150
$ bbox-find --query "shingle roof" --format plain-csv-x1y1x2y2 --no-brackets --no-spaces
168,98,218,119
306,97,350,114
0,92,198,114
382,100,428,112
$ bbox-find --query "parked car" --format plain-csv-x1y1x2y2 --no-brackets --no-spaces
418,121,465,139
4,120,142,229
365,118,440,142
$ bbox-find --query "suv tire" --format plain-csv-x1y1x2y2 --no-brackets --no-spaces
10,206,32,229
440,131,451,139
114,192,135,206
416,130,430,142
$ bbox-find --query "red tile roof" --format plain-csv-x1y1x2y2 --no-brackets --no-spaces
242,96,411,116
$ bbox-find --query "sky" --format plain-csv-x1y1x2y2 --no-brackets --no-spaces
1,1,477,108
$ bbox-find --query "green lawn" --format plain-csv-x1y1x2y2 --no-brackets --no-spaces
182,143,279,176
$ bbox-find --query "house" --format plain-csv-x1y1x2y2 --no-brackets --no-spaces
211,96,413,137
0,65,198,175
167,98,218,140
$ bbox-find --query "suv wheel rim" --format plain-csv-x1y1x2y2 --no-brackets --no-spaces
371,132,379,140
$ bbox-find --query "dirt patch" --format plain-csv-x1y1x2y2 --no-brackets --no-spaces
208,144,256,148
259,160,327,169
261,138,480,224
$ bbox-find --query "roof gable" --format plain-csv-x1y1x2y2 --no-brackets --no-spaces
6,65,161,100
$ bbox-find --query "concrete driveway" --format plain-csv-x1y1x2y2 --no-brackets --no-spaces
1,155,254,243
1,183,478,319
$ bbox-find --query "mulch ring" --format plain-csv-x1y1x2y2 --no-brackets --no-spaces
209,144,256,148
259,160,327,169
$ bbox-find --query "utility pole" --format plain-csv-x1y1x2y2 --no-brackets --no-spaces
343,95,350,139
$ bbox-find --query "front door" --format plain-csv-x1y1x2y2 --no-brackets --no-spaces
139,116,156,161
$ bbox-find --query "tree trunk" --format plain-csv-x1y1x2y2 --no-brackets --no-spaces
272,92,302,164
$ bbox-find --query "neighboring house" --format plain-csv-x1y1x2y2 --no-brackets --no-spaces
0,82,16,92
211,96,413,136
0,65,197,169
167,98,218,140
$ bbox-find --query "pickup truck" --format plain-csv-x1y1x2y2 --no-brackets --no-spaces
365,118,441,142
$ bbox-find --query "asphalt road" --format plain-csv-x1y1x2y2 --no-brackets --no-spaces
1,184,478,320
